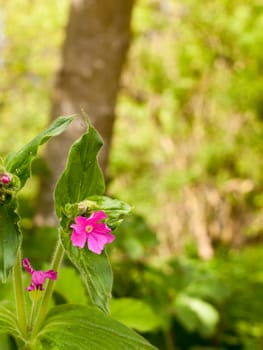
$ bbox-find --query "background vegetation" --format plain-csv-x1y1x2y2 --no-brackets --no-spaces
1,0,263,349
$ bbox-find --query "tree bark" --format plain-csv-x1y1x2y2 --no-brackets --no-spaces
35,0,135,225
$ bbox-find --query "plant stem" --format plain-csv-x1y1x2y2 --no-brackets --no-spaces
13,248,27,338
29,300,36,332
30,239,64,338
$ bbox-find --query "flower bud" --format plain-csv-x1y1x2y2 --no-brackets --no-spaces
0,174,11,184
0,173,21,205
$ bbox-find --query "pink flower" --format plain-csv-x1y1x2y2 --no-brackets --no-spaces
22,258,57,291
70,211,115,254
0,174,10,184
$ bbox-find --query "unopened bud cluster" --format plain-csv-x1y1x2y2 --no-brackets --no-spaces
0,174,11,184
0,172,20,205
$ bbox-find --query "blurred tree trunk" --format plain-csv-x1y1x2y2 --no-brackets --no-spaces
35,0,135,225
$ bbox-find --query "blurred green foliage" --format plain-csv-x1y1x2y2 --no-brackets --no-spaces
112,238,263,349
1,0,263,349
0,0,69,154
109,0,263,241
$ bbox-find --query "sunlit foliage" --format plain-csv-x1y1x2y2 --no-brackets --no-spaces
109,0,263,257
0,0,69,153
1,0,263,349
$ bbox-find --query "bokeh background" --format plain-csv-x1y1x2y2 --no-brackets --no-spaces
1,1,263,349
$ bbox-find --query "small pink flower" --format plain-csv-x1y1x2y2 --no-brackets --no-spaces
22,258,57,291
0,174,10,184
70,211,115,254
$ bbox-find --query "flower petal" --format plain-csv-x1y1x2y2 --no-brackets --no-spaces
44,270,57,281
87,230,114,254
75,216,89,226
22,258,34,275
26,283,36,291
87,233,106,254
70,211,115,253
70,216,89,234
71,230,87,248
32,271,46,286
93,222,112,234
88,210,107,224
22,258,58,292
104,232,115,243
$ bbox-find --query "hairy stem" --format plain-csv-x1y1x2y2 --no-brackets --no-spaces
29,300,36,332
13,248,27,338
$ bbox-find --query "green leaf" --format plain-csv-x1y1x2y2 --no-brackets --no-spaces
60,228,113,314
110,298,162,332
4,116,73,188
31,304,157,350
0,303,21,341
0,201,21,282
0,333,14,350
54,126,105,217
54,266,87,305
174,293,219,336
55,124,112,313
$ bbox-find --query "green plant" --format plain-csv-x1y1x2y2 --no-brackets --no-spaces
0,116,156,350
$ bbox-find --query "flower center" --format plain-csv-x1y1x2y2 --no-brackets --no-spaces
85,225,93,233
